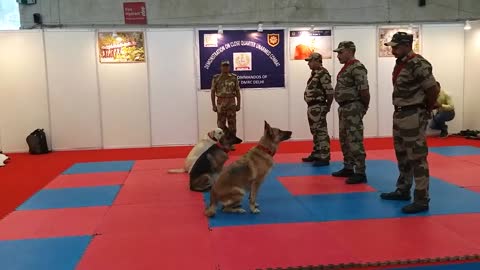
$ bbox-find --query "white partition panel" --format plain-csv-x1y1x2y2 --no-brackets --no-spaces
0,30,50,152
332,26,378,138
377,56,396,136
197,91,245,141
243,89,289,142
464,21,480,130
148,29,198,146
97,30,150,148
422,24,464,133
44,29,102,150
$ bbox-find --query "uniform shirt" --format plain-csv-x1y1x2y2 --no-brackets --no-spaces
211,73,240,97
334,60,369,103
437,89,455,112
304,68,334,104
392,51,437,107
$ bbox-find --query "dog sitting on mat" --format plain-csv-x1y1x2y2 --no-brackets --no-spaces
204,121,292,217
189,130,243,192
168,128,224,174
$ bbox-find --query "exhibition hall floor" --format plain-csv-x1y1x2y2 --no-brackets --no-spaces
1,137,480,269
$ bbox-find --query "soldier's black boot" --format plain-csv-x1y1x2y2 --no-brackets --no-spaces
380,188,411,201
332,168,355,177
302,154,319,162
312,159,330,167
346,173,367,184
402,190,429,214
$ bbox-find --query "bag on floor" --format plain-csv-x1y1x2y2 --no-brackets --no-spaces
26,129,49,155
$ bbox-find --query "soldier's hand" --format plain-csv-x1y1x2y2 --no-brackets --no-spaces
236,105,241,111
212,105,218,112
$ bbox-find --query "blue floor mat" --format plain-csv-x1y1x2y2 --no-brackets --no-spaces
17,185,121,210
429,146,480,156
62,161,134,174
0,236,91,270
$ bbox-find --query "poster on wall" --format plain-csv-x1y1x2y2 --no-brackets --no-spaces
378,27,421,57
198,29,285,90
289,30,332,60
98,31,145,63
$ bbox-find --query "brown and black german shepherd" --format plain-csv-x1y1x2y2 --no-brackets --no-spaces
204,121,292,217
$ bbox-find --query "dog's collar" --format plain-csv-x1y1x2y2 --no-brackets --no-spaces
215,142,230,153
256,144,275,156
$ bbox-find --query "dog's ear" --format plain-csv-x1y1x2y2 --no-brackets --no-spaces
264,121,273,137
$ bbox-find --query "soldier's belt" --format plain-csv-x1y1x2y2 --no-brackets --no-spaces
307,100,326,107
216,96,235,99
394,103,425,112
338,100,360,107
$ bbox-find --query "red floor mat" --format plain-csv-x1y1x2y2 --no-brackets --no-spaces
44,172,128,189
0,206,108,240
428,153,480,187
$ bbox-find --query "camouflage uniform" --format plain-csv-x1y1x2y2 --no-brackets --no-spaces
211,66,240,135
333,41,369,183
381,32,438,214
304,61,334,161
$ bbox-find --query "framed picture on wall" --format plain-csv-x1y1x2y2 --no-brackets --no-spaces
97,31,146,63
197,29,285,90
378,27,421,57
289,29,332,60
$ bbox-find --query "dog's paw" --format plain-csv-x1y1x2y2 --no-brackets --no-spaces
222,207,246,214
250,206,261,214
236,208,247,214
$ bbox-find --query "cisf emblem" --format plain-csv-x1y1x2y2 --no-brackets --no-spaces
267,34,280,47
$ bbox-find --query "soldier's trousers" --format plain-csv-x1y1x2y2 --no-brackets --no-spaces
338,102,366,174
307,104,330,160
393,108,430,202
217,97,237,135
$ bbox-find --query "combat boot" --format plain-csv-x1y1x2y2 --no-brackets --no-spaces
402,190,429,214
312,160,330,167
346,173,367,184
332,168,355,177
380,188,411,201
302,154,320,162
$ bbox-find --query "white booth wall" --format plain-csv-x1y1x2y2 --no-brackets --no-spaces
0,23,472,152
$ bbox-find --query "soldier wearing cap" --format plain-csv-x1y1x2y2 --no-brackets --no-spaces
301,52,334,166
211,60,241,142
380,32,439,214
332,41,370,184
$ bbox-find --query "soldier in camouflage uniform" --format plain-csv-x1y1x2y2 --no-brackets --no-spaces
301,52,334,167
332,41,370,184
381,32,439,214
211,60,241,146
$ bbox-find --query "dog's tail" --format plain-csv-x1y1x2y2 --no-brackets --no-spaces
167,168,186,174
204,190,217,217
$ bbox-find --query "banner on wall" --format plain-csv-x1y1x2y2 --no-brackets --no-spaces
123,2,147,24
98,31,145,63
378,27,421,57
289,30,332,60
198,30,285,90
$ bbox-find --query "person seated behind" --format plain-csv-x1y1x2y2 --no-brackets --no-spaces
430,82,455,138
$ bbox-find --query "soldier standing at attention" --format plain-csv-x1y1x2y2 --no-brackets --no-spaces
381,32,439,214
332,41,370,184
301,52,334,167
211,60,241,147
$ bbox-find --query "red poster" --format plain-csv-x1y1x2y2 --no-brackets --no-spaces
123,2,147,24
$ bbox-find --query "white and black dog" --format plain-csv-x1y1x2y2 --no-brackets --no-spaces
0,151,10,167
168,128,225,174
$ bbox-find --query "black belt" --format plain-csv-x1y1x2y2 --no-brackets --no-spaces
394,104,425,112
307,100,326,107
338,100,360,107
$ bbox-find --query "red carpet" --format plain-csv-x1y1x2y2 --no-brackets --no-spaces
0,136,478,220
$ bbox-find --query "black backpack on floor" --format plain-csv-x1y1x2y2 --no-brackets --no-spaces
26,129,50,154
